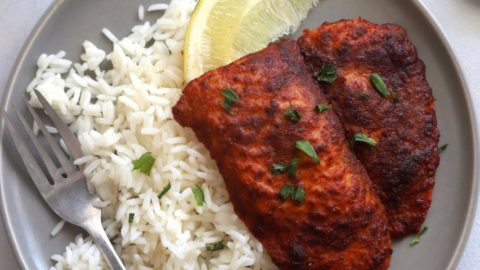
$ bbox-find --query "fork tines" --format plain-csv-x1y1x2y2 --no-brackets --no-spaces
1,91,84,191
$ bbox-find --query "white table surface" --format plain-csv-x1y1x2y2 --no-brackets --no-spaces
0,0,479,269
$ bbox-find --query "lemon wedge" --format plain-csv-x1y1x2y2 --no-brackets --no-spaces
184,0,318,82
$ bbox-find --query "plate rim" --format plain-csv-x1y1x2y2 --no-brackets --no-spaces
0,1,65,268
409,0,479,269
0,0,478,269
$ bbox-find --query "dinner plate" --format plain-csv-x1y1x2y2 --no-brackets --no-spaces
0,0,477,269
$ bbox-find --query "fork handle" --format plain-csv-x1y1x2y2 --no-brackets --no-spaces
84,219,126,270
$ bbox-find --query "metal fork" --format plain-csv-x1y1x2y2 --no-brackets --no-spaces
1,90,125,270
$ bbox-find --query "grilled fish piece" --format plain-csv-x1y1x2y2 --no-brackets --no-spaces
298,18,440,238
173,39,391,270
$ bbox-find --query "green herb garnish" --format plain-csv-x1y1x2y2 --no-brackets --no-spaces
291,186,306,203
439,144,448,153
295,140,320,163
359,92,370,100
279,184,305,202
128,213,134,223
279,184,295,200
192,186,205,206
271,157,299,177
206,242,225,252
353,133,377,146
284,108,301,123
271,163,288,174
287,156,300,177
316,104,332,113
132,152,156,176
370,73,391,98
158,182,171,199
410,226,428,246
222,88,238,112
314,64,337,83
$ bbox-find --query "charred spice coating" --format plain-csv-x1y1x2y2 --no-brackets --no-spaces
173,39,392,270
298,18,440,238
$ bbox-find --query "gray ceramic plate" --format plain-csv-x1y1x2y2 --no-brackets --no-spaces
0,0,477,269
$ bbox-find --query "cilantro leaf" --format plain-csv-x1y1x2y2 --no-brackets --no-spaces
291,186,306,203
284,108,301,123
192,186,205,206
279,184,295,200
316,104,332,113
271,163,288,174
439,144,448,153
128,213,134,223
295,140,320,163
410,226,428,246
132,152,156,176
353,133,377,146
158,182,171,199
370,73,390,97
314,64,337,83
222,88,238,112
206,242,225,252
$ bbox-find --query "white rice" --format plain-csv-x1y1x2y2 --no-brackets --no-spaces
27,1,277,269
138,5,145,21
101,28,118,43
148,3,169,12
50,220,66,237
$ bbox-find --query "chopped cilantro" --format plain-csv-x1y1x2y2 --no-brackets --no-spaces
316,104,332,112
353,133,377,146
370,73,391,97
192,186,205,206
158,182,171,199
314,64,337,83
295,140,320,163
410,226,428,246
206,242,225,252
132,152,156,176
222,88,238,112
284,108,301,123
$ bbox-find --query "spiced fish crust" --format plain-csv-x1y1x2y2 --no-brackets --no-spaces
173,39,391,270
298,18,440,238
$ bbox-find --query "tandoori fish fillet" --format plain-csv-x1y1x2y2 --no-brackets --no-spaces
173,39,391,270
298,18,440,238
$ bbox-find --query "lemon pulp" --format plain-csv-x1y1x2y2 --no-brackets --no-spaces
184,0,318,82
